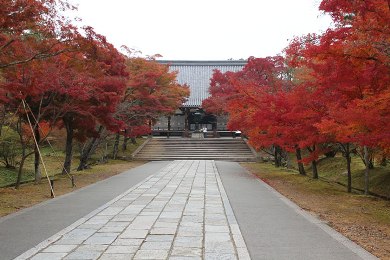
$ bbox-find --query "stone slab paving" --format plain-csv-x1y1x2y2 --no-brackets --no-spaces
16,160,250,260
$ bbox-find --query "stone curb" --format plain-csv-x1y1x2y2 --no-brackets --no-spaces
14,172,159,260
249,170,378,260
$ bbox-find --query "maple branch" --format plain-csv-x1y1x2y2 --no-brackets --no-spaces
0,39,77,68
0,49,68,68
0,39,16,52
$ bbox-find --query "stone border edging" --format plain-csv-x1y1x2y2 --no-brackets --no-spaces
213,161,252,259
131,137,152,159
247,169,378,260
14,173,159,260
242,138,260,162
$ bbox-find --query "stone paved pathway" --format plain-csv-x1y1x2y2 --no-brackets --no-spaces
17,160,250,260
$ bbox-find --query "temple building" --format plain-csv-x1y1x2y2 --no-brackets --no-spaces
153,60,246,137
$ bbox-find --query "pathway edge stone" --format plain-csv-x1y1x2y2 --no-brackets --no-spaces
14,173,157,260
213,161,251,259
250,170,378,260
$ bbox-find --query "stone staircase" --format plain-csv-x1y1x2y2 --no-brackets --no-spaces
133,138,257,161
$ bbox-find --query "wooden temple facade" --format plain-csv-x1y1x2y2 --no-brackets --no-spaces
153,60,246,137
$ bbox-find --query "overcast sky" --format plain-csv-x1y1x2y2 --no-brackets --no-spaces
70,0,332,60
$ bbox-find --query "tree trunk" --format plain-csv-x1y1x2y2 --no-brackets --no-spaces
364,146,370,195
15,117,26,188
344,143,352,193
307,145,318,179
274,145,281,167
113,132,120,159
380,156,387,166
148,120,152,136
311,160,318,179
77,125,103,171
62,117,74,174
16,151,34,189
122,129,128,151
284,151,292,169
295,147,306,175
0,105,6,137
368,158,374,169
34,127,41,184
122,137,128,151
131,137,137,144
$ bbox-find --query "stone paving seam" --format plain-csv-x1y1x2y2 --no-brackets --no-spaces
213,161,251,260
201,160,207,260
140,160,196,259
254,175,378,260
63,160,187,260
0,166,152,225
69,160,192,260
106,160,191,259
13,162,174,260
16,160,254,260
166,160,201,259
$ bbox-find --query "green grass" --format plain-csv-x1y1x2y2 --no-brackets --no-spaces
313,156,390,198
243,161,390,224
257,150,390,198
0,137,146,187
251,163,345,195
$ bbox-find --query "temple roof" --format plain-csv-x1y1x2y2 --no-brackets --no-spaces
158,60,246,108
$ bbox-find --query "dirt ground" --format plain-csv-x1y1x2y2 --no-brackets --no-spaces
0,161,145,217
242,163,390,259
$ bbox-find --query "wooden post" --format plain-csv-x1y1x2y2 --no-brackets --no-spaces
184,108,189,137
167,115,171,138
213,117,218,138
50,179,54,198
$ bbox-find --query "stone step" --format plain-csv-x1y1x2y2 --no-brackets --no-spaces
133,138,257,162
139,147,251,153
139,150,253,155
135,157,256,161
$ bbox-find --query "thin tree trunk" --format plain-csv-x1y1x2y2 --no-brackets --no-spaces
16,151,34,189
122,129,128,151
148,120,152,136
34,127,41,184
274,145,281,167
307,145,318,179
344,143,352,193
0,106,5,136
122,137,128,151
131,137,137,144
380,156,387,166
113,132,120,159
16,117,26,188
364,146,370,195
295,147,306,175
77,126,104,171
368,158,374,169
311,160,318,179
63,117,74,174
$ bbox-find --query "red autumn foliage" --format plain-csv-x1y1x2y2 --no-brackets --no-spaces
204,0,389,187
117,57,189,136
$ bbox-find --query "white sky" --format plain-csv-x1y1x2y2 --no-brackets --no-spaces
70,0,332,60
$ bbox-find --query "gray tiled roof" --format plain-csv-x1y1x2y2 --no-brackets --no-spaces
158,60,246,107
